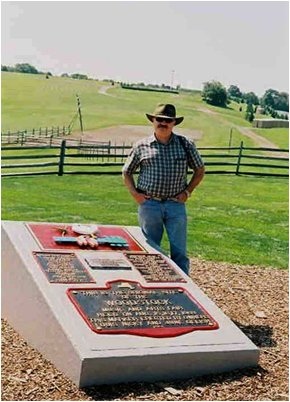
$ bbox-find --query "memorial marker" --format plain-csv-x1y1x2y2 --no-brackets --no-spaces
2,221,260,387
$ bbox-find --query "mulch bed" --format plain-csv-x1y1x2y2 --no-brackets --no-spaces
1,258,288,401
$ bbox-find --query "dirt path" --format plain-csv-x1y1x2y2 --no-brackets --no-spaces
70,125,203,145
98,85,115,97
198,107,288,157
234,126,288,157
74,103,286,155
96,94,282,151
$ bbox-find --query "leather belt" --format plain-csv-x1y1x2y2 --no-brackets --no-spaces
148,196,177,202
137,189,177,202
148,195,177,202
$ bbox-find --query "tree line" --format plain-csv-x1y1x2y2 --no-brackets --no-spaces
202,81,288,122
1,63,53,77
1,63,91,81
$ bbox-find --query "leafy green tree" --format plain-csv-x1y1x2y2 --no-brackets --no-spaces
276,91,289,111
243,92,259,105
261,89,289,112
202,80,228,107
227,85,243,100
14,63,39,74
71,73,88,80
261,89,279,109
245,103,255,122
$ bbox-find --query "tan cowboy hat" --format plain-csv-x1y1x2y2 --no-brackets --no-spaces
146,103,184,125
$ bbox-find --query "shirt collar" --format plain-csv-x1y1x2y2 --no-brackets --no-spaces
148,132,177,144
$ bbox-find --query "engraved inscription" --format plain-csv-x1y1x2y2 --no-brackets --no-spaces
68,281,218,334
34,252,95,283
125,253,186,282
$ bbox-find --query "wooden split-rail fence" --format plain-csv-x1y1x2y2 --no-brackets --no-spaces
1,126,72,146
1,140,288,178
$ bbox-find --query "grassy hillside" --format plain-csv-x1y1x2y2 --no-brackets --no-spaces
3,72,288,148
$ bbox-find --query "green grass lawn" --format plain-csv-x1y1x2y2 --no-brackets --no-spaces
2,174,288,269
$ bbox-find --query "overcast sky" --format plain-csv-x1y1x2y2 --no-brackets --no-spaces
1,1,289,96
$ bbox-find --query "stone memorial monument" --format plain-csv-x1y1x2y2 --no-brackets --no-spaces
1,221,259,387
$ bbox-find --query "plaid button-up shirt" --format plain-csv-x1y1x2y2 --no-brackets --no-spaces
122,133,204,198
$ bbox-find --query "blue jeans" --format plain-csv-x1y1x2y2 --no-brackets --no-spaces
138,199,189,274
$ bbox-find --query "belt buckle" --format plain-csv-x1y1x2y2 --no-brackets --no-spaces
149,195,163,201
153,196,169,201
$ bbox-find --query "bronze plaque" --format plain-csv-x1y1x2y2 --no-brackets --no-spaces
125,253,186,282
85,256,132,270
67,280,219,337
34,252,95,283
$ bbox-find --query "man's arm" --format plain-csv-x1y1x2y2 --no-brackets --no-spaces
122,172,147,204
186,165,205,194
174,166,205,202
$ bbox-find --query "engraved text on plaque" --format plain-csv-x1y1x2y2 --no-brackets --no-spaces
67,280,219,337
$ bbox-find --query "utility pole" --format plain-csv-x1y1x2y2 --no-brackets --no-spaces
76,94,84,135
171,70,175,89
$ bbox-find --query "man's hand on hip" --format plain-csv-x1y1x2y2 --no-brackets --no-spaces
174,191,190,203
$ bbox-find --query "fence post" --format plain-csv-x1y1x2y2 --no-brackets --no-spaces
236,141,243,175
58,140,66,176
122,142,125,162
228,127,233,152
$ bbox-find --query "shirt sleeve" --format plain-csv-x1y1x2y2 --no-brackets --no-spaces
186,139,204,170
122,145,140,174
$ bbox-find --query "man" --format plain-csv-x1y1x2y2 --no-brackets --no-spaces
122,103,205,275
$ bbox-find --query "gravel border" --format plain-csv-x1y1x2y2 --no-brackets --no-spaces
1,258,288,401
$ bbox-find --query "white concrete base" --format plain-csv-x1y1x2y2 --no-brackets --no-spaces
1,221,259,387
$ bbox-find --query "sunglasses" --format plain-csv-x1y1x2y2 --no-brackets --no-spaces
155,117,175,124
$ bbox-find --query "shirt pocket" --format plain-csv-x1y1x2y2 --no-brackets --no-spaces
174,157,187,175
175,157,187,165
140,156,154,166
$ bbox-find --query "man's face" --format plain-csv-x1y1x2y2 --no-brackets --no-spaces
153,117,176,134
